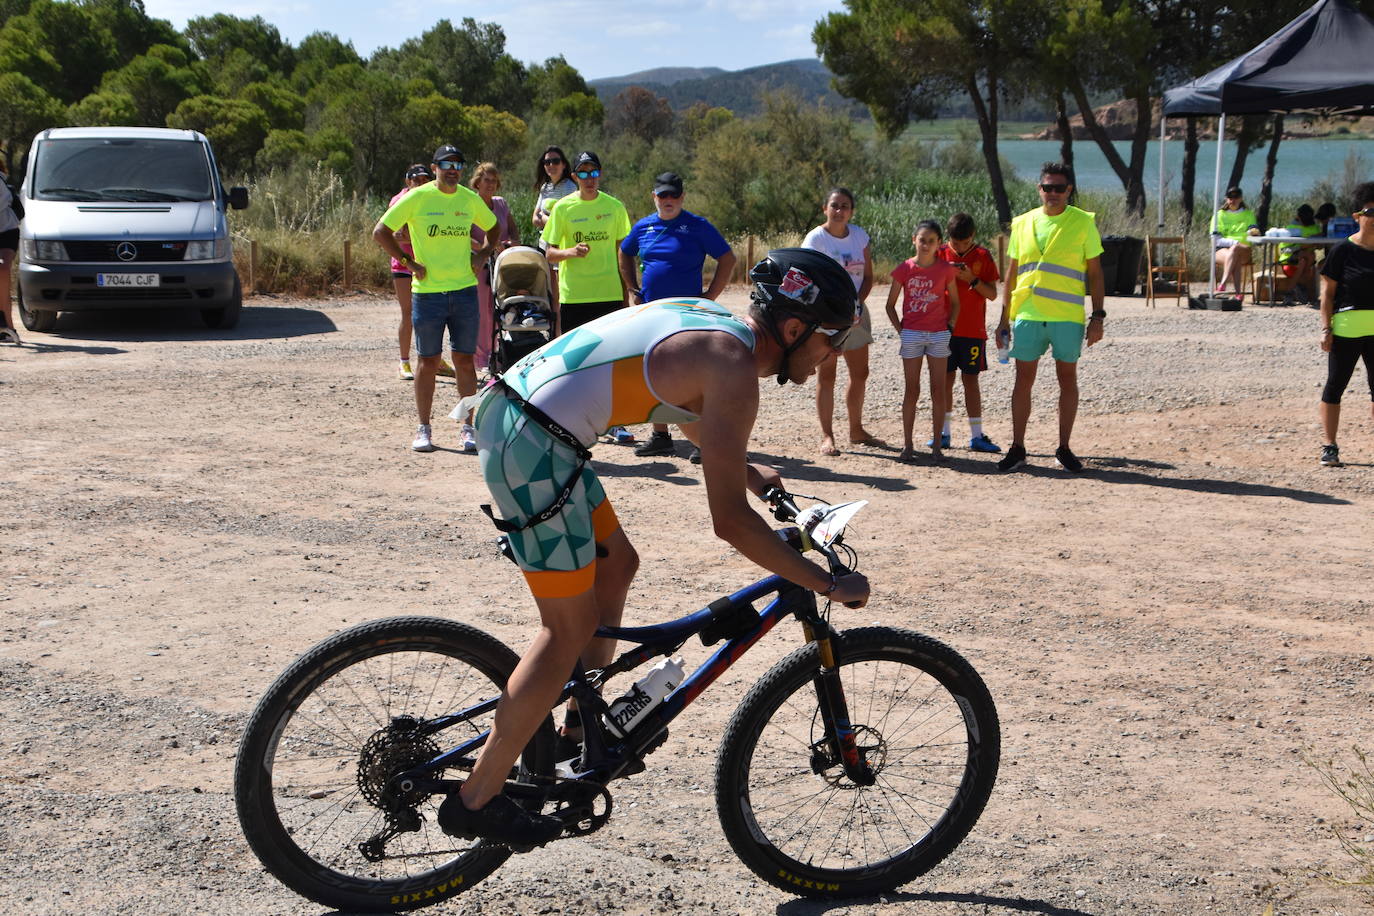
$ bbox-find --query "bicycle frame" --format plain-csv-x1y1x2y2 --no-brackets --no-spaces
397,570,869,792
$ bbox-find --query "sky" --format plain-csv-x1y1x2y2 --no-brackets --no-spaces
138,0,846,81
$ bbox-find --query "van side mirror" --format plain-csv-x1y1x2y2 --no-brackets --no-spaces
228,186,249,210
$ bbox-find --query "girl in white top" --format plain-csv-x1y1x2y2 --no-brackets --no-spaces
802,187,877,456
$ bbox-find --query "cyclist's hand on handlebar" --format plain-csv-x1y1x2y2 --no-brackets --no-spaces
746,463,782,498
827,572,870,609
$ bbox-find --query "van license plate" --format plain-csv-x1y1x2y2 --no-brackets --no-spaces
97,273,160,288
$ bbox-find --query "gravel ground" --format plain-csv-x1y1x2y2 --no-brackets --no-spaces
1,287,1372,916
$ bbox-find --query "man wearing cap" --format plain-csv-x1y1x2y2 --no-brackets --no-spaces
619,171,737,459
541,151,634,442
542,151,632,335
374,145,500,453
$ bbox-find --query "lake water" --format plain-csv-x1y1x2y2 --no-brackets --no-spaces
995,138,1373,199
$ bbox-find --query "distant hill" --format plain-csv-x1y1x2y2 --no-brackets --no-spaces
590,58,865,118
595,66,727,88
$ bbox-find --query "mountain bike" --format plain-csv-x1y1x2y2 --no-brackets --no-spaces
234,488,1000,911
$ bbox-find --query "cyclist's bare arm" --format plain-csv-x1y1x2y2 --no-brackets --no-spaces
657,334,868,606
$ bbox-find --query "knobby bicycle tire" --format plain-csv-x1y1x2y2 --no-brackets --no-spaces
714,626,999,898
234,615,555,912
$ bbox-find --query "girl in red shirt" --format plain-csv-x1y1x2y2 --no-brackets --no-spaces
885,220,960,461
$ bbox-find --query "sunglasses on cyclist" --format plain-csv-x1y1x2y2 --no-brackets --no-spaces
812,323,853,351
542,157,563,165
436,160,464,171
1359,207,1374,218
574,169,601,180
655,191,682,200
1039,182,1069,193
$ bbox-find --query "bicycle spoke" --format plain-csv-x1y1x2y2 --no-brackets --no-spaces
737,652,980,874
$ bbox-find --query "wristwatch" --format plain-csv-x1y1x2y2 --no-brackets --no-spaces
1089,309,1106,320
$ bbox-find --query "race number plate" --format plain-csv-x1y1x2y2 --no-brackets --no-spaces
97,273,160,288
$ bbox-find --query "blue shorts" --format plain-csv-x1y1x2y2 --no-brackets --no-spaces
412,286,479,357
1009,318,1083,364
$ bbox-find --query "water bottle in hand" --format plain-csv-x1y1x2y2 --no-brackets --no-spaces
996,328,1010,364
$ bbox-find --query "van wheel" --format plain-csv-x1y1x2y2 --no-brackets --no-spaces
202,275,242,329
17,286,57,332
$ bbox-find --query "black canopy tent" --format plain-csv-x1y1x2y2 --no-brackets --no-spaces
1158,0,1374,287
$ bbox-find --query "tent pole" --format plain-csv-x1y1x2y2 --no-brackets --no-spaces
1209,114,1225,292
1158,114,1167,229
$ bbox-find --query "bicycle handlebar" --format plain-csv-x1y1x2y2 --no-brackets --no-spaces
760,485,801,523
760,486,863,607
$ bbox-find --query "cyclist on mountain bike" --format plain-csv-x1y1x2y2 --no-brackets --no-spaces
441,248,872,846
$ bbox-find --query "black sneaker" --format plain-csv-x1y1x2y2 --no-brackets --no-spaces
688,446,702,464
438,791,563,849
1320,444,1343,467
1054,446,1084,473
633,431,674,457
997,444,1027,472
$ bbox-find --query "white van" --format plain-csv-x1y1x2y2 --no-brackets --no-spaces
16,126,249,331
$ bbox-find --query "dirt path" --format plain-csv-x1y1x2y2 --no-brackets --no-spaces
1,288,1371,915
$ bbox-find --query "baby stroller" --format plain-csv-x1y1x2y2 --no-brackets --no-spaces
489,246,554,376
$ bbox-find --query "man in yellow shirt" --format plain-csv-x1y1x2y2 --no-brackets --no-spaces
374,144,498,453
995,163,1106,473
541,150,634,442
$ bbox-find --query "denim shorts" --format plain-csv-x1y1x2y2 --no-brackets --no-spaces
1009,318,1083,364
412,286,479,357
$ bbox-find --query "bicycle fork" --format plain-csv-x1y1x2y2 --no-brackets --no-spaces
804,621,877,787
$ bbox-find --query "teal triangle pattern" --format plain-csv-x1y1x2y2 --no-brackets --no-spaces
555,335,602,371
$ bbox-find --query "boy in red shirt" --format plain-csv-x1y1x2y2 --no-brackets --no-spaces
885,220,961,462
937,213,1003,452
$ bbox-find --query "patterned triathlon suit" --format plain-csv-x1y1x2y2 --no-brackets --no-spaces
475,298,755,599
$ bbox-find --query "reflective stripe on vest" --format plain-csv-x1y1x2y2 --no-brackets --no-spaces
1029,285,1084,305
1017,261,1085,283
1009,206,1096,322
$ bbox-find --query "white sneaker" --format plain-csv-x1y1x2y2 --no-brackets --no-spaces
460,423,477,453
412,424,436,452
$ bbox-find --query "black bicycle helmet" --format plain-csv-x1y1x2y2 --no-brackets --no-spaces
750,247,858,384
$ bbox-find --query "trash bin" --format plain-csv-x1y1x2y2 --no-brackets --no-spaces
1115,236,1144,296
1099,236,1144,296
1098,238,1121,293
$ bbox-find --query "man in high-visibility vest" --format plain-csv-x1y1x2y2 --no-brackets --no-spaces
995,162,1106,473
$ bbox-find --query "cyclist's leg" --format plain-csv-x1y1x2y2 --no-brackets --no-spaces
460,586,602,809
465,401,618,811
586,499,637,669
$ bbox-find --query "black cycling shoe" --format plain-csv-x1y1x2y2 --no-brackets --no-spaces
688,446,702,464
633,431,674,457
1054,446,1084,473
438,792,563,849
997,444,1027,472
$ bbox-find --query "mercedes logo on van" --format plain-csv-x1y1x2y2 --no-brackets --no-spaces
116,242,138,261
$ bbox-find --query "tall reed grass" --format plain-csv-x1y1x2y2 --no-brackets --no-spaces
224,153,1363,297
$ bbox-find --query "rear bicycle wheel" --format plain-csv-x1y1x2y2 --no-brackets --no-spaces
715,626,999,897
234,616,555,912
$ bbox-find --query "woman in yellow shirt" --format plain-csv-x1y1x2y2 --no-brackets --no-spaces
1213,187,1259,296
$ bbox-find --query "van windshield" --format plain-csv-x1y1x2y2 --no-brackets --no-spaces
33,137,215,203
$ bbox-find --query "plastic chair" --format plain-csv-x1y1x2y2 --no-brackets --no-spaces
1145,237,1190,307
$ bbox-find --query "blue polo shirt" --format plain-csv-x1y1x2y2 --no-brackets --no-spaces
620,210,731,300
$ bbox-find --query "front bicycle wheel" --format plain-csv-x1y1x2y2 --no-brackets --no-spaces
234,616,555,912
715,626,999,898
